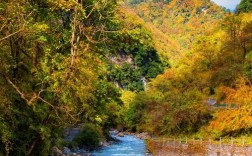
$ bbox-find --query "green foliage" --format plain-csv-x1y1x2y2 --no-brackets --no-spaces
237,0,252,13
106,8,165,91
0,0,121,155
123,92,149,132
73,123,103,150
125,0,145,5
0,118,12,155
108,63,143,91
133,48,164,78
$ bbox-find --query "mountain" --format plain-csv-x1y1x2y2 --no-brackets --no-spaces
103,0,227,92
123,0,225,64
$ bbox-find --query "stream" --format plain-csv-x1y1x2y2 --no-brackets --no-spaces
91,131,148,156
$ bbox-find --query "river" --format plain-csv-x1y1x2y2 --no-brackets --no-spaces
91,132,148,156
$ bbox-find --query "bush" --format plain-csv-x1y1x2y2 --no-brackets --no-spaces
73,123,103,150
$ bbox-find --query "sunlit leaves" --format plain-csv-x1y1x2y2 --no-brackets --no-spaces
208,78,252,136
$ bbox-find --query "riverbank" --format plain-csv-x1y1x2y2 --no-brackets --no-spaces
60,129,151,156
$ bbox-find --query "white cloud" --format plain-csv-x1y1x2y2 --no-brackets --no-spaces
211,0,241,10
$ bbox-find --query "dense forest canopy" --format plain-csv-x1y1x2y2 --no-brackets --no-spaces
0,0,251,155
123,0,226,65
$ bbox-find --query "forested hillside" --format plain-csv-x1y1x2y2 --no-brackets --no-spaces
106,6,165,91
123,0,252,137
0,0,251,155
123,0,226,64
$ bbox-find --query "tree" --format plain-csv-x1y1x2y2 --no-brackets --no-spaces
0,0,120,155
237,0,252,13
208,78,252,137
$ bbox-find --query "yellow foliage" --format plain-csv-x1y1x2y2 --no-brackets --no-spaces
47,0,77,10
121,91,136,108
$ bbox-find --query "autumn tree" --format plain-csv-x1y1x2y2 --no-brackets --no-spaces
0,0,121,155
208,78,252,137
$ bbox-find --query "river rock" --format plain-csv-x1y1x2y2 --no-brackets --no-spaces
146,153,153,156
102,140,113,146
124,131,133,135
52,146,63,156
136,132,151,139
146,149,153,156
117,132,125,137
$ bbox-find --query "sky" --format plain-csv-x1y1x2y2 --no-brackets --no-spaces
211,0,241,10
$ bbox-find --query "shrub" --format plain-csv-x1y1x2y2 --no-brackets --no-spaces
73,123,103,150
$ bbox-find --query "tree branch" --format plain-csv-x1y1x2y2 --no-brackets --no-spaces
0,29,24,43
4,75,30,104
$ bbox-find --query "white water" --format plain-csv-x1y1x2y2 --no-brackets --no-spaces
91,133,146,156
